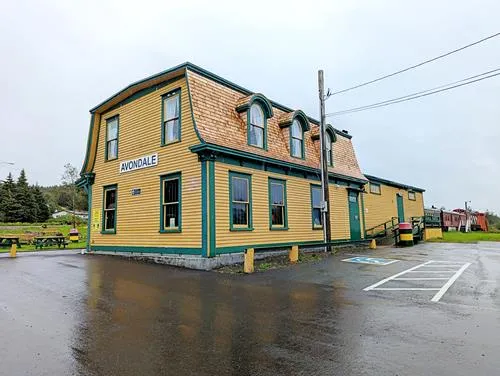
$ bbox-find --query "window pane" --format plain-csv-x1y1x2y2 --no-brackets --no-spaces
232,203,248,225
250,104,264,127
312,187,321,207
105,189,116,209
291,120,302,139
312,208,322,226
165,119,179,142
232,177,248,202
165,95,180,121
107,119,118,140
249,126,263,147
272,206,284,226
107,140,118,159
370,184,380,194
164,179,179,203
270,183,284,205
164,204,179,228
326,133,332,165
291,139,302,157
105,210,115,230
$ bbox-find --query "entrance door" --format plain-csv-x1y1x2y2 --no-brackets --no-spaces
348,191,361,240
396,194,405,223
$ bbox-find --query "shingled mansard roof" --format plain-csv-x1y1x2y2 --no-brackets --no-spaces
81,62,367,183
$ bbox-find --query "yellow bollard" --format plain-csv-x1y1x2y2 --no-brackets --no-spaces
289,245,299,263
10,243,17,258
244,248,254,273
369,239,377,250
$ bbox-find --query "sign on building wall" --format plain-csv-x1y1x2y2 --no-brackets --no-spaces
92,209,101,232
119,153,158,174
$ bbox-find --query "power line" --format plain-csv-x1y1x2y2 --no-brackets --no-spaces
326,70,500,117
330,32,500,96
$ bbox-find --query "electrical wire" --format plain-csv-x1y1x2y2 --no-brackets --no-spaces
326,70,500,117
329,32,500,96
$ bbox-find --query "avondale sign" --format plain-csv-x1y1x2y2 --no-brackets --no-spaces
119,153,158,174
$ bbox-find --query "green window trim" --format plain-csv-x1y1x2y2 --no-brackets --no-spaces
369,183,381,195
161,88,182,146
229,171,253,231
408,190,416,201
310,184,323,230
268,178,288,230
160,172,182,233
247,102,270,150
290,119,305,160
101,184,117,234
325,131,334,167
105,116,119,161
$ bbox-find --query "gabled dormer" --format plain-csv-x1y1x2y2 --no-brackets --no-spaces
236,93,273,150
278,110,310,160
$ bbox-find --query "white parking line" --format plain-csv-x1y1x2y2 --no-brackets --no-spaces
363,260,471,302
430,263,471,302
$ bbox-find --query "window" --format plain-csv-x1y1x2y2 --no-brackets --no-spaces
230,172,252,230
311,185,323,229
370,183,381,195
102,185,117,233
161,174,181,232
290,120,304,158
105,117,118,161
269,179,287,229
408,191,416,201
248,104,265,148
162,91,180,144
326,132,333,166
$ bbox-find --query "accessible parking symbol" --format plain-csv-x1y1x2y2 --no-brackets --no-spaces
342,257,399,266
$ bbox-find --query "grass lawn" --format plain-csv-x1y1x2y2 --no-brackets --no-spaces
0,224,86,253
428,231,500,243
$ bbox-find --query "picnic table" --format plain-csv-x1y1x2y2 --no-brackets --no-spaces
34,236,68,250
0,236,21,248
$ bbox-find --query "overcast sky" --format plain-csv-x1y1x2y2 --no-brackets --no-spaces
1,0,499,213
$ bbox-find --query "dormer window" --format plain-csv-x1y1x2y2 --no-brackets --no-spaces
249,104,265,148
290,120,304,158
326,131,333,166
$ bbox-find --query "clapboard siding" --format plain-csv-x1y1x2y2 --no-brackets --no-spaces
90,76,202,248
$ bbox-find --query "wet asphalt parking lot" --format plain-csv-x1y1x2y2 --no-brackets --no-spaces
0,242,499,376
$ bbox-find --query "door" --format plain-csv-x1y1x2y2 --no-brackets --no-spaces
348,190,361,240
396,194,405,223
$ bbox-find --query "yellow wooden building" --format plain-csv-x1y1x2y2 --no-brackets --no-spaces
363,175,425,231
76,62,425,261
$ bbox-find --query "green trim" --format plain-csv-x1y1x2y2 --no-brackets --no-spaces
325,125,336,167
279,110,310,131
229,171,253,231
369,182,381,195
159,172,182,233
268,178,288,230
91,245,202,255
246,103,268,150
208,159,216,257
104,116,119,162
365,174,425,193
161,88,182,146
310,184,323,230
101,184,117,234
236,93,274,118
200,159,208,257
190,143,367,185
185,69,205,144
360,192,366,238
289,119,306,160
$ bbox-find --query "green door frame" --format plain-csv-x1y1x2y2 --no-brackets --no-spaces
348,190,361,240
396,194,405,223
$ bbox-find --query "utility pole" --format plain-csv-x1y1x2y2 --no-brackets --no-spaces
464,201,471,233
318,70,331,244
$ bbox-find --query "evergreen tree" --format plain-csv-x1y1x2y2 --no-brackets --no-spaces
32,185,50,222
2,173,23,222
15,169,37,222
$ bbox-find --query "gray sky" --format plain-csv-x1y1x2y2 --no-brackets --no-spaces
1,0,499,213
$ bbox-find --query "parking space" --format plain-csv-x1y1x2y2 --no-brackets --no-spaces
0,242,499,375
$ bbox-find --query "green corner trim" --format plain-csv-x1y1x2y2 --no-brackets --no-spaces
208,159,216,257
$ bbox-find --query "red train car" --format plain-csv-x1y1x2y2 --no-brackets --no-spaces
441,210,465,231
452,209,489,231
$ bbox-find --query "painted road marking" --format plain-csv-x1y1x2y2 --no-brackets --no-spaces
431,263,471,302
342,257,399,266
363,260,471,302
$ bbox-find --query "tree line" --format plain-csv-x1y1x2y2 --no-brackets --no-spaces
0,164,88,223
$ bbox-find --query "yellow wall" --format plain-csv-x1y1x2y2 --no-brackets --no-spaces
424,228,443,240
90,77,202,248
363,183,424,229
214,162,360,249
